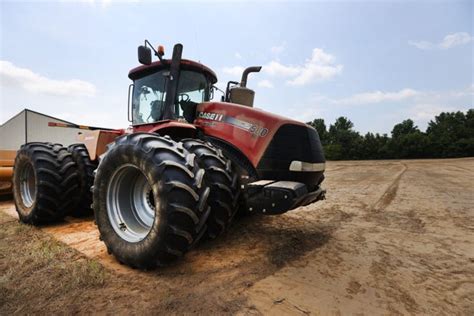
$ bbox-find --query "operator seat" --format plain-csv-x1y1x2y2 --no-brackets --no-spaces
150,100,164,121
180,100,198,123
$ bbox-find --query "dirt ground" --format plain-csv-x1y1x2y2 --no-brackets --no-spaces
1,158,473,315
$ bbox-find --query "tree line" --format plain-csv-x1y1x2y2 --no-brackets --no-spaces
307,109,474,160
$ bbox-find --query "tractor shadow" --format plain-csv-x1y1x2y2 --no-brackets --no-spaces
0,193,13,202
154,212,332,278
140,213,333,313
219,213,331,268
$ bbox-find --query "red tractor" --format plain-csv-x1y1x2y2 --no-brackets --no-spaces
12,42,326,269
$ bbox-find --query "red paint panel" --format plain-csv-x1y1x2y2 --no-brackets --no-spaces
194,102,307,167
133,120,196,134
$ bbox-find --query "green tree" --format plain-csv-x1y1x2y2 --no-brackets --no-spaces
389,119,429,158
307,118,329,145
327,117,362,160
362,132,391,159
391,119,419,139
426,110,472,157
306,108,473,160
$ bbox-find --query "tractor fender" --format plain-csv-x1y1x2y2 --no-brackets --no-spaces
76,129,124,161
204,136,258,179
133,121,197,139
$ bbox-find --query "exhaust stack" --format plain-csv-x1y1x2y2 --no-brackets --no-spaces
229,66,262,107
240,66,262,88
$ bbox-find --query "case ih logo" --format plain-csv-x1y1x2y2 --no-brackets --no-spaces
198,112,224,121
197,111,269,137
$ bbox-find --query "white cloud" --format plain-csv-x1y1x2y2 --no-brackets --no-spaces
83,0,138,8
409,104,458,121
265,48,343,85
83,0,111,7
331,88,420,105
271,42,286,55
408,40,434,50
439,32,473,49
234,52,242,60
288,49,343,85
312,85,474,107
257,80,274,88
409,32,473,50
0,60,96,97
223,48,342,86
222,66,245,77
310,86,473,114
264,61,300,77
295,86,472,132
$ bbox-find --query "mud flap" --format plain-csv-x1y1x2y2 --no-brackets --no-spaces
245,180,325,215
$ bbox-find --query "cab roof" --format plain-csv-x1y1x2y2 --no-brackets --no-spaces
128,59,218,83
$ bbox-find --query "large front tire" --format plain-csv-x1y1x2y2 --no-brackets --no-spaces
182,139,239,238
12,143,80,224
93,133,210,268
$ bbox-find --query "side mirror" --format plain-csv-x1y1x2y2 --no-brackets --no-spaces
138,45,152,65
209,87,214,100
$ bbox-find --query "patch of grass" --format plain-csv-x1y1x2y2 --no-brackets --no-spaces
13,223,35,235
36,239,65,260
69,260,106,289
0,216,108,313
0,267,13,287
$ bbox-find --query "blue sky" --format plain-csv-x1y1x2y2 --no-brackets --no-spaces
1,0,472,134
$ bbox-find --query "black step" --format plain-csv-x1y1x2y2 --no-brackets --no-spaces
245,180,324,215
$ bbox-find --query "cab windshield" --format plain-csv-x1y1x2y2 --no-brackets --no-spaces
132,70,210,125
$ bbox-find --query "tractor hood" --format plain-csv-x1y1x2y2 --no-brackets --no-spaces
194,102,325,188
194,102,308,166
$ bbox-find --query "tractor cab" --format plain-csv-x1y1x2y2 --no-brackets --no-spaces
128,42,217,125
128,41,263,127
130,66,213,124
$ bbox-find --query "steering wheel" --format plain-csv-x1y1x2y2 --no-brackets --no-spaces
148,100,164,122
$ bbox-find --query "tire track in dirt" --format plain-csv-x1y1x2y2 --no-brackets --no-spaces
447,165,474,172
370,162,407,212
325,166,349,172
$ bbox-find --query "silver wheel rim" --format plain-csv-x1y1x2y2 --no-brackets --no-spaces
20,162,36,208
106,164,157,243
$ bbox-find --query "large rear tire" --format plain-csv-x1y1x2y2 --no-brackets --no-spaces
67,144,97,216
182,139,239,238
12,142,80,224
93,133,210,268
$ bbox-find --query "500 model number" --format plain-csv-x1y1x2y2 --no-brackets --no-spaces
248,125,269,137
197,111,269,137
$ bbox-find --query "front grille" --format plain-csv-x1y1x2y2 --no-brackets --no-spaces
256,124,325,188
257,124,325,170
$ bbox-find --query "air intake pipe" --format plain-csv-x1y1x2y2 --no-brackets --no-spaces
240,66,262,88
